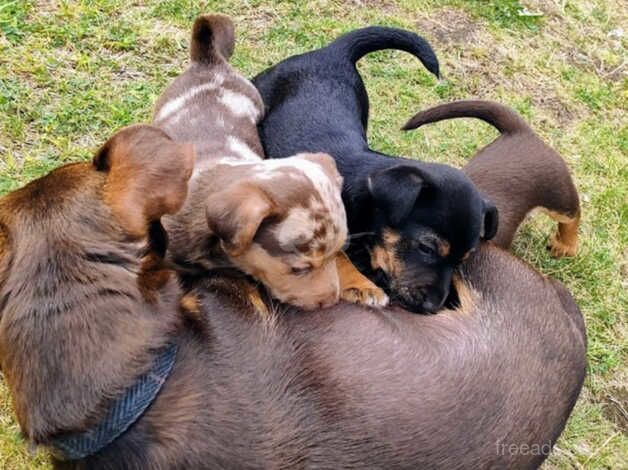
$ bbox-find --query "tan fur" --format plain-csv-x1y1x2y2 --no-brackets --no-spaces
370,229,402,276
544,209,580,257
336,252,388,306
437,240,451,257
232,243,340,308
451,274,476,314
95,126,195,237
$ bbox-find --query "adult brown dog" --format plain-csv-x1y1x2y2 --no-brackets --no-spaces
404,100,580,256
0,125,585,468
155,14,386,309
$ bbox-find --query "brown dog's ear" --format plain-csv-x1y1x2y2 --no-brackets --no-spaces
94,125,195,237
481,199,499,241
206,182,277,257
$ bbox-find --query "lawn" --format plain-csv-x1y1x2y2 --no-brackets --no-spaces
0,0,626,468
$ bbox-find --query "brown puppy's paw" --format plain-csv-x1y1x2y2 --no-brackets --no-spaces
341,283,389,307
548,232,577,258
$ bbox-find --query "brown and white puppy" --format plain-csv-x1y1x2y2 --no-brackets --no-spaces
404,100,580,256
0,124,586,469
154,14,386,309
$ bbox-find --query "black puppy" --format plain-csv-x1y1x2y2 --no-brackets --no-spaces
254,27,497,313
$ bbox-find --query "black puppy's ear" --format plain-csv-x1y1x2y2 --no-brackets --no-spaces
481,199,499,240
367,165,428,226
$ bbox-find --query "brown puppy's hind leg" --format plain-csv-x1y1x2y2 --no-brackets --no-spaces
546,210,580,258
336,252,389,307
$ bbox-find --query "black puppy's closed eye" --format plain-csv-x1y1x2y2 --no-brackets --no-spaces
417,242,436,256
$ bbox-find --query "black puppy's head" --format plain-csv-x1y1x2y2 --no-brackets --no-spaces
367,163,497,313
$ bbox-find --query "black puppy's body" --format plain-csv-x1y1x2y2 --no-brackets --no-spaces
254,28,496,313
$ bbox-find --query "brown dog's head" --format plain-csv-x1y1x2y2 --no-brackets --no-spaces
0,125,194,444
205,153,347,309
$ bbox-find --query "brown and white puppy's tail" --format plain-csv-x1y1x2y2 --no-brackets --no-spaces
403,100,580,257
402,100,530,134
190,14,235,63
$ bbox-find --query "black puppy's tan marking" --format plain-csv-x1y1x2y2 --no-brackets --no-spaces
404,100,580,256
254,27,497,313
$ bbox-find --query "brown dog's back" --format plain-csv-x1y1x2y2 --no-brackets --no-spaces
0,125,586,468
404,100,580,254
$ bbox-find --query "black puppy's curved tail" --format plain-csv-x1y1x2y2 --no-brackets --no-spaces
402,100,530,135
190,14,235,63
329,26,440,78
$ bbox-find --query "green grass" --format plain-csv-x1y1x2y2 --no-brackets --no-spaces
0,0,626,468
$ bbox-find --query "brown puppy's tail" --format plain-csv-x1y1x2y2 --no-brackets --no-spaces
402,100,530,135
190,14,235,63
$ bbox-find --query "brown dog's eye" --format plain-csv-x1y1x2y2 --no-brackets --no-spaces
291,266,312,276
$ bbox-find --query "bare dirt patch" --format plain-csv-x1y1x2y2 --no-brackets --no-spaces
348,0,399,14
415,8,480,46
600,386,628,435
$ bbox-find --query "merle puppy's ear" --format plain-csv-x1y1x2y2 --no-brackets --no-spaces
481,198,499,240
206,182,279,257
94,124,195,237
367,165,429,226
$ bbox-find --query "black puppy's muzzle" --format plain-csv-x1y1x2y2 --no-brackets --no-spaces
381,268,453,314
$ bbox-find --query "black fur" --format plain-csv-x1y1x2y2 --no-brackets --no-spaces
253,26,497,313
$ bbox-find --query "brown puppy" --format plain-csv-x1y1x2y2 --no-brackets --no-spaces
0,124,585,469
154,14,387,309
404,100,580,256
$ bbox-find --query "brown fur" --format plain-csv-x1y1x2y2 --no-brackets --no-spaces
190,14,235,63
404,100,581,255
94,125,195,238
155,14,386,309
0,127,586,468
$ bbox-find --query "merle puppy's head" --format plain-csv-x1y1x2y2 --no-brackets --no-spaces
367,162,497,313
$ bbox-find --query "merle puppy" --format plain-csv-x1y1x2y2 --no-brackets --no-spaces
253,27,497,313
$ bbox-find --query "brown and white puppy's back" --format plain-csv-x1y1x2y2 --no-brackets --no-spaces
153,14,264,168
155,14,386,309
404,100,580,256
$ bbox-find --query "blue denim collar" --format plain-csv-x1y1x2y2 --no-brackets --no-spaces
50,343,177,461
